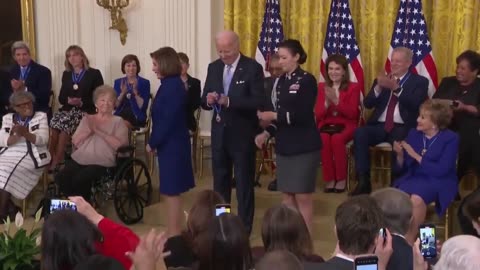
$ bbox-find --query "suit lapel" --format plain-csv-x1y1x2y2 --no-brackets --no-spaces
228,56,246,93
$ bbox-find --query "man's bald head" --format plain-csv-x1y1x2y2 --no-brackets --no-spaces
215,30,240,65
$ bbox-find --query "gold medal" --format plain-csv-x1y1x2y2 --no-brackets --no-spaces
216,114,221,122
73,84,79,90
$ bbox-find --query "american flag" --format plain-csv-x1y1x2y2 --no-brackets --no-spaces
320,0,364,94
385,0,438,97
255,0,284,76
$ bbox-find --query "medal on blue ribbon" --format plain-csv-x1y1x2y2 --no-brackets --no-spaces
72,69,86,90
20,66,31,82
213,101,222,122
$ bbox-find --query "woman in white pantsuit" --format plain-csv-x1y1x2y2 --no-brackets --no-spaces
0,91,50,221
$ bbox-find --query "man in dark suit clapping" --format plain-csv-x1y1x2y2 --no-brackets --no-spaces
350,47,429,195
201,30,264,233
9,41,52,113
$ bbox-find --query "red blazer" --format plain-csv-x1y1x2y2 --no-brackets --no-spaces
95,218,140,269
315,82,360,129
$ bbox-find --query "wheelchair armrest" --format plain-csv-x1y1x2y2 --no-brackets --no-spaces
117,145,135,155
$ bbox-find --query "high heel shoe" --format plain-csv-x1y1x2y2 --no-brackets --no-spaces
334,180,347,193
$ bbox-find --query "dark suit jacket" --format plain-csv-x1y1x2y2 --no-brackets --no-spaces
9,60,52,112
113,76,151,123
185,75,201,131
263,76,276,111
433,76,480,134
265,67,321,155
364,73,429,130
315,256,353,270
58,68,104,114
387,234,413,270
0,70,12,118
201,54,264,150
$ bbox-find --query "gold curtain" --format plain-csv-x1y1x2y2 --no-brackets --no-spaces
224,0,480,92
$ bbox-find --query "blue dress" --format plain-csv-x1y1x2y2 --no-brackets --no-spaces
149,76,195,195
394,129,459,216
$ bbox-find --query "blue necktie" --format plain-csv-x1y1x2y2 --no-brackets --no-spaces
223,65,233,96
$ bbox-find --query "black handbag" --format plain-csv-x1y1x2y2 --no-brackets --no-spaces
319,123,345,135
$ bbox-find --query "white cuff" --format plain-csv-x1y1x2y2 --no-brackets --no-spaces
286,112,291,125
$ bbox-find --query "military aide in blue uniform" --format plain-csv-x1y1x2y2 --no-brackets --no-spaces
257,39,321,233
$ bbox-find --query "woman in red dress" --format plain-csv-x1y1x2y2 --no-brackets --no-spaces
315,54,360,193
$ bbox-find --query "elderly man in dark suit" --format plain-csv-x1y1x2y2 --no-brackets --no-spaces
201,30,264,233
8,41,52,113
372,188,414,270
316,195,393,270
350,47,429,195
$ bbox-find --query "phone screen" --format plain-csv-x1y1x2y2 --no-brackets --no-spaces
50,199,77,213
215,204,231,216
419,225,437,258
354,256,378,270
356,265,378,270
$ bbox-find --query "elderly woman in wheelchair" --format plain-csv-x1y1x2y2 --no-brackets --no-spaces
55,85,129,202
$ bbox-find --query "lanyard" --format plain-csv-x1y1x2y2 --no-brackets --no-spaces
20,66,31,81
15,114,31,127
72,69,86,84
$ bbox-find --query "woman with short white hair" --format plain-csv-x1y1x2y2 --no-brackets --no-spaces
0,91,50,220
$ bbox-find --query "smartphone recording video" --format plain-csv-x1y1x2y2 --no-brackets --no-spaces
419,224,437,259
49,199,77,214
354,255,378,270
215,204,231,216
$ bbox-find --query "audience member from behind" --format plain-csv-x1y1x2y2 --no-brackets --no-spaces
393,100,458,244
372,188,414,270
412,235,480,270
49,45,104,171
196,213,252,270
256,250,303,270
178,52,202,133
315,54,361,193
0,91,50,221
113,54,151,129
317,195,392,270
9,41,52,113
56,85,129,201
163,190,224,268
253,204,323,267
72,255,124,270
41,196,139,270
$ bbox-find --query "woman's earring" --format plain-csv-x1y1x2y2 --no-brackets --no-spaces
95,107,98,113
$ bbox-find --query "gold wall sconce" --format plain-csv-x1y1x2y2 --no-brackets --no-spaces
96,0,130,45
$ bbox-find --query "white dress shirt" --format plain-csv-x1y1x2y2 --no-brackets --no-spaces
223,54,241,84
376,72,409,124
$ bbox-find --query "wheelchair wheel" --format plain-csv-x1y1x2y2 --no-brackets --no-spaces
113,158,153,224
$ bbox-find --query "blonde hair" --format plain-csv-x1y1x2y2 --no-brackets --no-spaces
92,85,116,104
420,99,453,130
64,45,90,71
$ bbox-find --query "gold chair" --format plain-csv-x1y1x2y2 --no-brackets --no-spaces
22,90,56,216
198,129,211,178
191,108,201,174
130,94,153,174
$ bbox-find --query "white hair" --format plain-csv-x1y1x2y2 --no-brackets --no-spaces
11,41,31,55
434,235,480,270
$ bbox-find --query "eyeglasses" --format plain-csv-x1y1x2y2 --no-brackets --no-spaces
14,101,32,107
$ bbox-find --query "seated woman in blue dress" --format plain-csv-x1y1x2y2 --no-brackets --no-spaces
393,99,459,243
113,54,151,129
